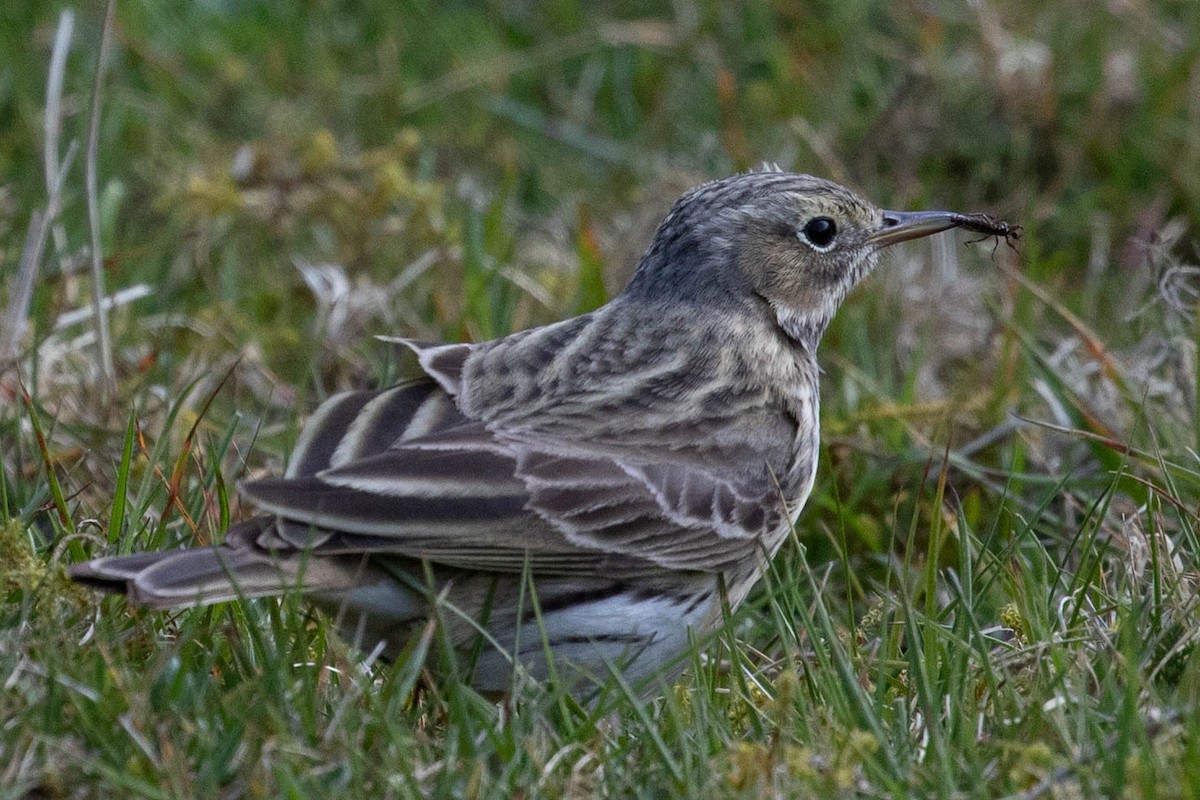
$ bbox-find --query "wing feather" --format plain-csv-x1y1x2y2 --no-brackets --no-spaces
285,381,460,478
286,390,377,478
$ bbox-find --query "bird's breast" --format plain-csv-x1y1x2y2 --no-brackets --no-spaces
781,376,822,520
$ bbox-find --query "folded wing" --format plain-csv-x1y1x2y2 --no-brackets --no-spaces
237,342,786,576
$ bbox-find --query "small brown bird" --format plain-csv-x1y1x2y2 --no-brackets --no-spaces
71,169,999,693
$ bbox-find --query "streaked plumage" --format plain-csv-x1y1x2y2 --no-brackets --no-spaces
71,170,984,693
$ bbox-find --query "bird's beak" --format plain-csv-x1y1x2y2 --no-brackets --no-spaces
868,210,962,248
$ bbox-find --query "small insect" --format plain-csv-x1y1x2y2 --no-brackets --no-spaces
954,212,1023,257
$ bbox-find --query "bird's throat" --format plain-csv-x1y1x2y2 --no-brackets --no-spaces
773,303,833,353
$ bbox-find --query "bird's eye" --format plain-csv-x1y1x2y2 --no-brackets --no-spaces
800,217,837,250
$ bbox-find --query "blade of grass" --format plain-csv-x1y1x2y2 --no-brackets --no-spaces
108,406,136,544
157,359,241,536
20,381,74,535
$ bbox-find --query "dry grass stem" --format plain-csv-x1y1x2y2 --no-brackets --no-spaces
85,0,118,393
0,11,76,367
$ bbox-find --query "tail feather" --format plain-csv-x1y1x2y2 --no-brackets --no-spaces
70,550,181,590
69,518,434,661
67,518,349,610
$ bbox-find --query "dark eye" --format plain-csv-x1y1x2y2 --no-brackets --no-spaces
801,217,837,249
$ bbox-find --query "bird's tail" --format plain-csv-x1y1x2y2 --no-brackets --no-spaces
68,518,335,609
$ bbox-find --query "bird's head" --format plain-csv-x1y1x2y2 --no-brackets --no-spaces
622,169,971,348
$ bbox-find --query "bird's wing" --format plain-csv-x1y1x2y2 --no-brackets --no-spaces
245,423,776,575
240,342,787,575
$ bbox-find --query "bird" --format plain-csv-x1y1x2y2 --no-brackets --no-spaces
70,168,991,694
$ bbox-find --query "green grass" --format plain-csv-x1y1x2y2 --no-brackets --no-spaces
4,0,1200,796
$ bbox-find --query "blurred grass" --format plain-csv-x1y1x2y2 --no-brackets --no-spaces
3,0,1200,797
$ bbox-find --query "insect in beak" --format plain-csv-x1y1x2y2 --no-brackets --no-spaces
869,210,1022,253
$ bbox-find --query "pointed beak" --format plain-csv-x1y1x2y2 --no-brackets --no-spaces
868,210,963,248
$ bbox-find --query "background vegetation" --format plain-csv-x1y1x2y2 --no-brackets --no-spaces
3,0,1200,796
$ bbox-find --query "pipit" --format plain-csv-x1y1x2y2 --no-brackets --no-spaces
71,168,1007,693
